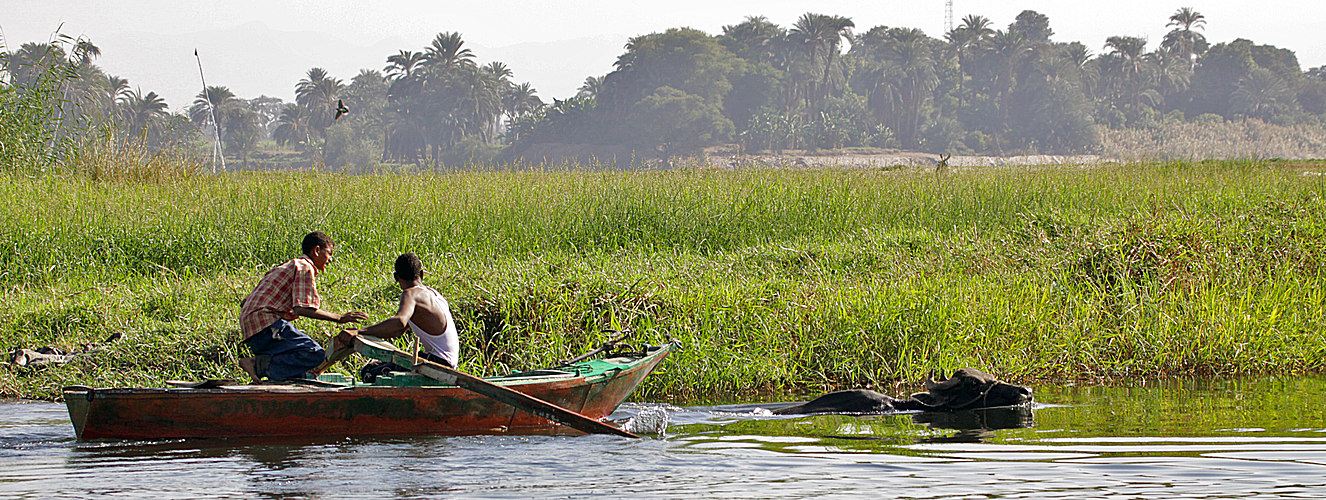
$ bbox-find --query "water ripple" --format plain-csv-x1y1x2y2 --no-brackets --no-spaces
5,379,1326,498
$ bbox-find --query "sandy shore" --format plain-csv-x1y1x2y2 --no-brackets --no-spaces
508,143,1111,169
718,151,1110,169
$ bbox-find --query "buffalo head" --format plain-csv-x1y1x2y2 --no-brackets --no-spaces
904,368,1033,411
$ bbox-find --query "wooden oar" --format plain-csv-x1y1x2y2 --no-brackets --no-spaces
353,335,639,438
310,330,358,375
165,379,236,389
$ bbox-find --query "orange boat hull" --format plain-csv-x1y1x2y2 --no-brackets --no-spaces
65,346,668,440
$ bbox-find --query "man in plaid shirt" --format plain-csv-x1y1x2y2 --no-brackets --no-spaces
238,231,367,381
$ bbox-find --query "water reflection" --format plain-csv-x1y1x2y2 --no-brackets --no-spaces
782,406,1039,444
3,375,1326,498
910,406,1035,443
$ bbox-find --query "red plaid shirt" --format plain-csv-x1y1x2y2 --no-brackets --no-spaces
238,256,321,340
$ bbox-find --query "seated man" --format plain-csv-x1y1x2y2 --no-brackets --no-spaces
238,231,367,381
339,253,459,381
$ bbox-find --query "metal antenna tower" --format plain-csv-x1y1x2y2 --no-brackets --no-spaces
945,0,954,34
194,48,226,173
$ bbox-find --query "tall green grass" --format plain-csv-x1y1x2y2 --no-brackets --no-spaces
2,161,1325,400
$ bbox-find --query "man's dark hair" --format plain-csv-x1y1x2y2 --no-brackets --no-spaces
394,253,423,282
302,231,334,255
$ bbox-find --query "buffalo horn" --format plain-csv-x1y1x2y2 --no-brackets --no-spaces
923,369,942,390
924,369,961,391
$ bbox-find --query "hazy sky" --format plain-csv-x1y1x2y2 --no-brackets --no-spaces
5,0,1324,110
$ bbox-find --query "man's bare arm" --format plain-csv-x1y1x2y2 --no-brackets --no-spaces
357,290,419,340
292,306,368,324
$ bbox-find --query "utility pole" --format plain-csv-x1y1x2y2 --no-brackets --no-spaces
194,49,226,173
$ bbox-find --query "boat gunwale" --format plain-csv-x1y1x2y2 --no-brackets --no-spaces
62,343,672,395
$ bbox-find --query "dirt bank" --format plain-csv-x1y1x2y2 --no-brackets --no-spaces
506,143,1110,169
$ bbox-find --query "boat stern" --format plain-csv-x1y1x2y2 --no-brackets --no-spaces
62,386,93,439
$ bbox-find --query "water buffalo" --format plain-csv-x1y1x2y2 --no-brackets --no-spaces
773,368,1033,415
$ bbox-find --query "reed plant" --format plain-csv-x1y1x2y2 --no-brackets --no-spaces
0,49,78,175
1,161,1324,400
1100,117,1326,161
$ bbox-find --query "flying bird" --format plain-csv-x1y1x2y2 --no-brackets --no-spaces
334,99,349,120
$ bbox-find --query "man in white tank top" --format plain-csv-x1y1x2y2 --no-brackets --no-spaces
337,253,459,372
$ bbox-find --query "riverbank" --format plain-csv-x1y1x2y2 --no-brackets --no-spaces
2,159,1324,400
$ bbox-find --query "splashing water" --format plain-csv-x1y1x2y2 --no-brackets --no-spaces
619,403,673,435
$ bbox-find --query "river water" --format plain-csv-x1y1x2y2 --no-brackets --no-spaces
3,375,1325,498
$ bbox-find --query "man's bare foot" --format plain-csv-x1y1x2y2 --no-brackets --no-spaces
238,357,261,383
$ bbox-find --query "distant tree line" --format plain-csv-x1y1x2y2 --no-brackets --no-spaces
517,8,1326,157
6,7,1326,170
181,32,545,169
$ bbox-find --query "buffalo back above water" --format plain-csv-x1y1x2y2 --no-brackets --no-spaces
773,368,1032,415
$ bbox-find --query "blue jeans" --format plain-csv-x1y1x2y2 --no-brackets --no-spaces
243,319,326,380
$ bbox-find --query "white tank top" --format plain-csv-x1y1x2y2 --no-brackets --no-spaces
409,286,459,368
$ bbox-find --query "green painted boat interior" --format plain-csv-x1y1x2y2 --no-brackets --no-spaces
316,344,670,388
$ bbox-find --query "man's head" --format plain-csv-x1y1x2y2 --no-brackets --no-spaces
394,253,423,286
302,231,335,272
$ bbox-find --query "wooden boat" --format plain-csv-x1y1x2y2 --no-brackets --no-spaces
64,340,671,440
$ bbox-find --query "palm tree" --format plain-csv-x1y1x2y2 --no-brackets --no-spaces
96,75,131,123
295,68,344,129
8,42,66,87
105,75,131,102
383,49,430,161
819,15,855,97
188,85,236,127
983,30,1031,104
295,68,333,105
422,32,475,70
273,103,312,147
1060,42,1098,95
450,67,502,143
187,85,236,156
947,14,994,108
1062,42,1091,68
577,76,605,99
73,39,101,66
1162,7,1207,70
721,16,785,66
790,13,854,103
122,88,168,138
480,62,515,139
504,82,544,123
883,29,939,146
385,52,425,121
790,14,826,100
1101,36,1160,120
384,50,425,80
223,108,265,167
1231,68,1294,119
484,62,513,83
1153,52,1192,109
